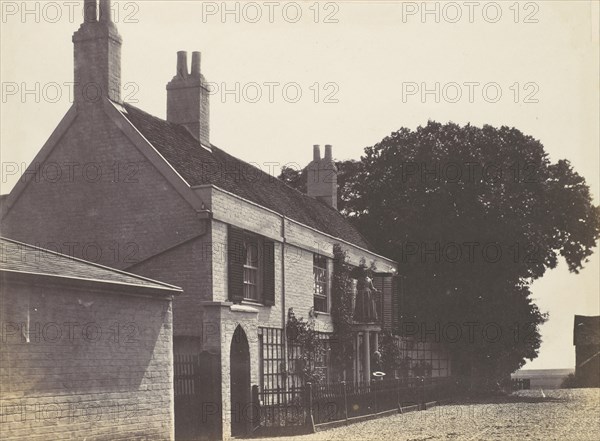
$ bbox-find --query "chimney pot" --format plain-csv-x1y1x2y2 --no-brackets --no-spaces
324,144,333,160
313,145,321,161
99,0,112,22
191,52,201,77
176,51,189,78
83,0,97,22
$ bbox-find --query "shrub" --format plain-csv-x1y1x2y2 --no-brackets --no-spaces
560,373,580,389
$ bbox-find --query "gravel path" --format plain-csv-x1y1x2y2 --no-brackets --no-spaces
252,388,600,441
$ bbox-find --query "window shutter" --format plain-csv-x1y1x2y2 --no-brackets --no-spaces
382,276,393,331
228,225,245,303
391,275,405,333
263,239,275,306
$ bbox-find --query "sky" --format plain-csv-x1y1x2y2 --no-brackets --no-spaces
1,0,598,369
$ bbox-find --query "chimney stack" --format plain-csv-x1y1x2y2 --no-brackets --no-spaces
166,51,211,147
191,52,201,76
73,0,122,107
307,144,338,209
313,144,321,161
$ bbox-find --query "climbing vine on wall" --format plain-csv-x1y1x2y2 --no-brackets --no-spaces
378,331,410,377
286,308,325,384
330,244,355,375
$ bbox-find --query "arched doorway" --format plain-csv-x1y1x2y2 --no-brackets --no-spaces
230,325,251,437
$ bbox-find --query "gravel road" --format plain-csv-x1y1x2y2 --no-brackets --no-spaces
252,388,600,441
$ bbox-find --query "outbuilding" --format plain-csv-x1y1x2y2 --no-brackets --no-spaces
573,315,600,387
0,237,182,440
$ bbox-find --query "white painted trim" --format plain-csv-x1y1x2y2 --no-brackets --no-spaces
230,304,259,314
193,184,397,267
1,269,181,295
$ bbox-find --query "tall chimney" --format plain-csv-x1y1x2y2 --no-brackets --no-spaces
166,51,211,147
313,144,321,161
324,144,332,160
307,144,338,209
72,0,122,107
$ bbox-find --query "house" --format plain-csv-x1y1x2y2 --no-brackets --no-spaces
1,1,450,439
573,315,600,387
0,236,181,440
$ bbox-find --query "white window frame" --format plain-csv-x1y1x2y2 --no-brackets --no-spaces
243,233,262,302
313,254,329,313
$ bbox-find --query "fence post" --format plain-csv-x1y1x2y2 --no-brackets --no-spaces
373,378,378,413
342,381,348,424
251,385,260,431
397,377,401,413
305,382,315,433
420,377,425,410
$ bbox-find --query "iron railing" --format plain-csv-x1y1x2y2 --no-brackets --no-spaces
256,376,456,429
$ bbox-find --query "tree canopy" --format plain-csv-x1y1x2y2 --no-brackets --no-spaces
280,121,600,383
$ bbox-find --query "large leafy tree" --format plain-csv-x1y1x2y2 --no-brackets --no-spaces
281,121,599,384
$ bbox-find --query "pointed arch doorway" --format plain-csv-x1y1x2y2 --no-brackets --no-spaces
230,325,251,437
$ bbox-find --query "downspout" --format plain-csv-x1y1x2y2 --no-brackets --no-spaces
281,215,288,393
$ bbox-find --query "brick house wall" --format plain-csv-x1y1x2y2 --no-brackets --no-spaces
3,158,399,440
0,275,176,440
1,109,205,271
126,234,213,339
0,3,405,437
1,109,209,343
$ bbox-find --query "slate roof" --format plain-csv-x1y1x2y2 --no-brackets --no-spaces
120,103,374,251
0,237,181,292
0,194,7,218
574,315,600,346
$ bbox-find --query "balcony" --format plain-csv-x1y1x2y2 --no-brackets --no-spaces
351,289,382,326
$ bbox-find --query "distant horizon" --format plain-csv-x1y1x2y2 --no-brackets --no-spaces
516,368,575,372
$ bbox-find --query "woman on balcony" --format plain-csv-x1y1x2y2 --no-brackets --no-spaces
353,265,379,323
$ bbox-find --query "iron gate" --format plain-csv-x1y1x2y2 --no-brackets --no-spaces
174,352,219,440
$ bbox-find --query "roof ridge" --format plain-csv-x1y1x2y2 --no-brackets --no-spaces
123,103,345,210
123,104,335,206
120,103,377,252
209,143,351,212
